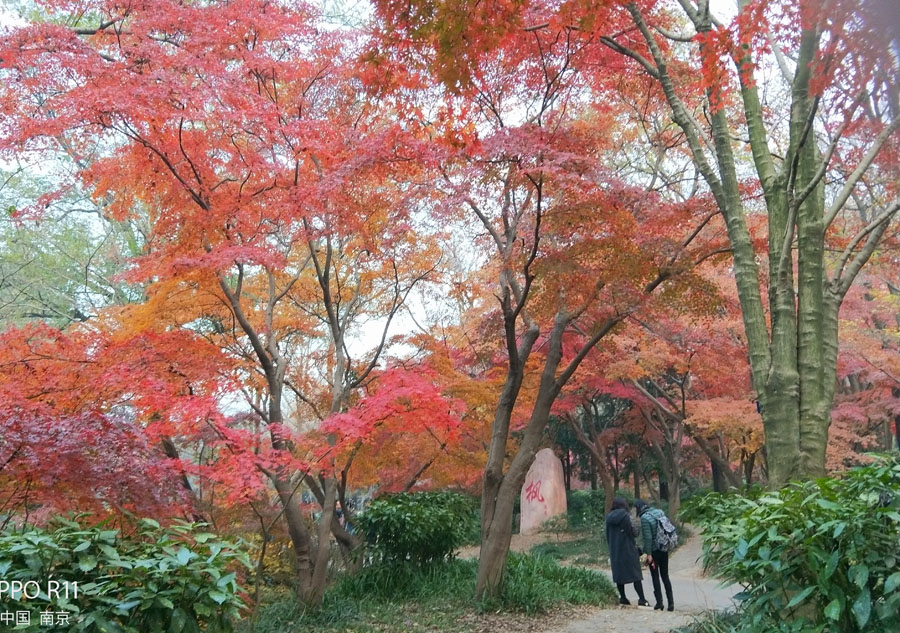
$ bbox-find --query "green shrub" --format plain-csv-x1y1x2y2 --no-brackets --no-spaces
683,456,900,633
0,517,252,633
566,489,607,529
496,552,615,614
355,491,478,567
336,557,476,602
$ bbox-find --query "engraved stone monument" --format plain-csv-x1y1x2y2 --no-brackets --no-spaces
519,448,567,535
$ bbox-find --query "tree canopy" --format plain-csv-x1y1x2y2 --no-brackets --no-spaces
0,0,897,604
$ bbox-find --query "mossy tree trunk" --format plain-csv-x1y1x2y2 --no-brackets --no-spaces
616,2,900,486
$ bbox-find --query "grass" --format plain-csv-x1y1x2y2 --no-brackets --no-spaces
240,554,616,633
670,610,742,633
529,532,607,566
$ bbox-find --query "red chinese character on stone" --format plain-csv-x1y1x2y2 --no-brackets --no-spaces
525,479,545,503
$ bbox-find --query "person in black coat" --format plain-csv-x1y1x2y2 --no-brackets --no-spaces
605,497,649,606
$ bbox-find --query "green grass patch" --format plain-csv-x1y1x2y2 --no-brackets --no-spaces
241,554,615,633
529,533,607,566
496,552,615,613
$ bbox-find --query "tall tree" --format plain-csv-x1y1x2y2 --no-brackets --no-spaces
0,0,449,605
373,0,900,485
371,6,729,596
597,0,900,484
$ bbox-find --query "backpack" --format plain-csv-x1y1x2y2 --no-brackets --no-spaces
655,513,678,552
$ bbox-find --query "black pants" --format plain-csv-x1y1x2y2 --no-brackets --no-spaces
649,550,674,607
616,581,646,602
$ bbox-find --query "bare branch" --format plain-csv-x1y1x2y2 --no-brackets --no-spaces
824,115,900,228
833,201,900,297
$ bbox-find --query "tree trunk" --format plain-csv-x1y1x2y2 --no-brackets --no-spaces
711,461,727,493
744,451,757,487
641,469,660,503
618,4,899,488
895,413,900,453
266,382,329,607
307,474,364,570
692,431,742,489
565,411,616,513
598,458,616,514
632,451,642,499
475,321,539,600
268,474,317,601
475,467,521,599
476,317,566,599
476,391,559,598
667,464,681,519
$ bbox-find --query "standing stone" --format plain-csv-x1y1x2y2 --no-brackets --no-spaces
519,448,567,535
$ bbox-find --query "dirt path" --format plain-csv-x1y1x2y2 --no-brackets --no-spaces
541,528,737,633
456,531,583,559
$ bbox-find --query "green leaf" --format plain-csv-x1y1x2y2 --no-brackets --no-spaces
176,547,194,566
885,571,900,594
852,589,872,628
824,598,842,621
735,539,748,560
169,607,188,633
194,603,213,617
73,541,92,552
823,550,839,580
78,554,98,571
208,590,229,605
786,586,815,609
817,498,841,511
850,564,870,588
876,595,900,621
98,543,120,559
216,572,235,588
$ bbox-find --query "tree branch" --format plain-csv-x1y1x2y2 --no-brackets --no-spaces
824,115,900,228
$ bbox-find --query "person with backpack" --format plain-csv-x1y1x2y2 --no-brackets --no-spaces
634,498,677,611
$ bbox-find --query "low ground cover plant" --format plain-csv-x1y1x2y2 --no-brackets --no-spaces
0,517,251,633
245,552,615,633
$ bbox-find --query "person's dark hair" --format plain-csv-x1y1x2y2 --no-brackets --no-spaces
611,497,629,511
633,498,648,514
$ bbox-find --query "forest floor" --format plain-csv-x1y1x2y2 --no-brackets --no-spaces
458,527,737,633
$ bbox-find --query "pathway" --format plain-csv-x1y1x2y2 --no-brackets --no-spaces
541,528,738,633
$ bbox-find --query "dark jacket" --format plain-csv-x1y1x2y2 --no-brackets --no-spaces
605,508,642,584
